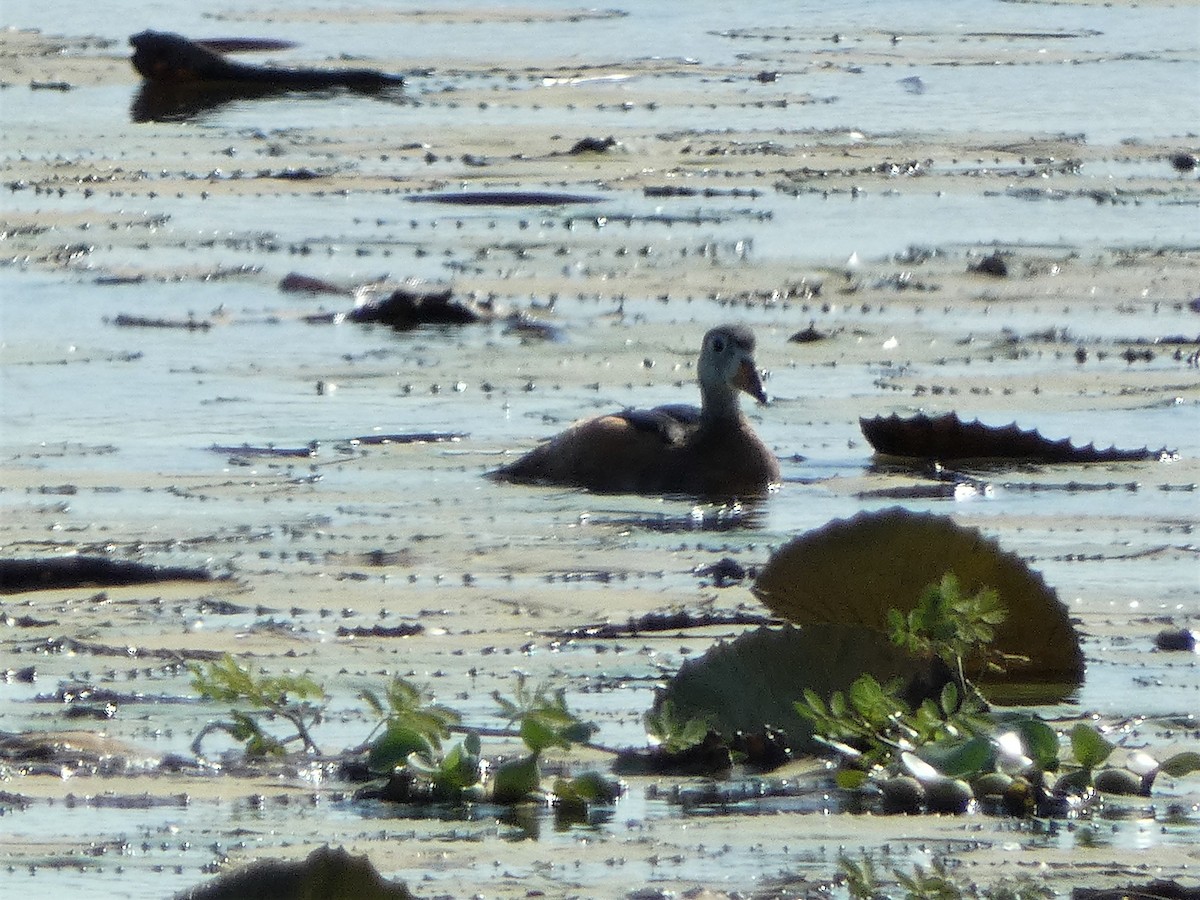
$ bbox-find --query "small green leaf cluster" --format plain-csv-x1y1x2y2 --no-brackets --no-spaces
360,676,462,774
190,654,327,757
887,573,1010,677
797,676,989,782
839,852,1054,900
361,673,614,810
792,574,1200,815
644,699,712,754
490,674,602,805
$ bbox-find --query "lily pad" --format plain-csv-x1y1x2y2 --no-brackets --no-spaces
656,623,944,751
751,508,1084,697
860,412,1170,462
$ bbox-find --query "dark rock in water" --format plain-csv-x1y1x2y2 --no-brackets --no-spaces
129,30,403,91
1155,627,1197,652
0,556,213,594
860,412,1171,463
970,251,1008,277
176,844,415,900
348,286,487,329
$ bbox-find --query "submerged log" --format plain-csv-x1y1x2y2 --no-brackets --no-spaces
861,412,1171,463
0,557,213,594
129,30,404,91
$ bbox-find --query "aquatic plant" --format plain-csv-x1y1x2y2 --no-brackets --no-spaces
644,698,712,754
359,676,462,774
189,653,327,757
491,674,601,804
795,577,1200,812
838,852,1054,900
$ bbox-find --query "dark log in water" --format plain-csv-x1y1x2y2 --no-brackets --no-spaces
860,412,1171,463
0,557,213,594
129,30,404,91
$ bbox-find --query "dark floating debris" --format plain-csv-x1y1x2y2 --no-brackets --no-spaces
788,321,828,343
547,608,776,641
348,286,489,329
408,190,604,206
128,30,403,122
336,623,424,639
176,844,416,900
110,313,211,331
0,556,214,594
129,30,403,91
860,412,1173,463
211,442,318,458
1170,152,1198,173
567,135,617,154
1155,627,1197,653
348,432,467,445
969,251,1008,277
278,272,350,296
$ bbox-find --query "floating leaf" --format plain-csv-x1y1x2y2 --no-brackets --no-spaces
367,724,435,774
1158,751,1200,778
1016,718,1062,771
492,754,541,804
1070,723,1115,770
752,508,1084,695
922,735,995,779
657,624,939,751
859,412,1169,463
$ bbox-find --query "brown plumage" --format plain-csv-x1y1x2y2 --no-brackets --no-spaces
490,324,780,498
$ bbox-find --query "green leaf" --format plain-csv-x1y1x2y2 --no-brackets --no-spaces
555,771,621,804
926,736,995,779
492,754,541,804
1070,723,1114,770
939,681,959,716
1158,750,1200,778
1014,718,1060,770
367,724,434,774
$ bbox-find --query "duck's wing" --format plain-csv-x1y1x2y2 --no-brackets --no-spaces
617,403,701,445
490,404,700,490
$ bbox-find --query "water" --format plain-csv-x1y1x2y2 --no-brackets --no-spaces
1,1,1199,897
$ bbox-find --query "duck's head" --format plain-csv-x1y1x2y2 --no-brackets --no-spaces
699,324,768,406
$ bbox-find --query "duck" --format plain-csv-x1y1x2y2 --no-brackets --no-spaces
490,324,780,498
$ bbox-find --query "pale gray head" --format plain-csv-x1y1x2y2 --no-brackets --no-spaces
698,324,767,408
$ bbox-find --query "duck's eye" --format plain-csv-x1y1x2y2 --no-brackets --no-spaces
711,336,726,353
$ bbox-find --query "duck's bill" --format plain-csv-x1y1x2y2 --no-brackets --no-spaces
734,360,768,404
